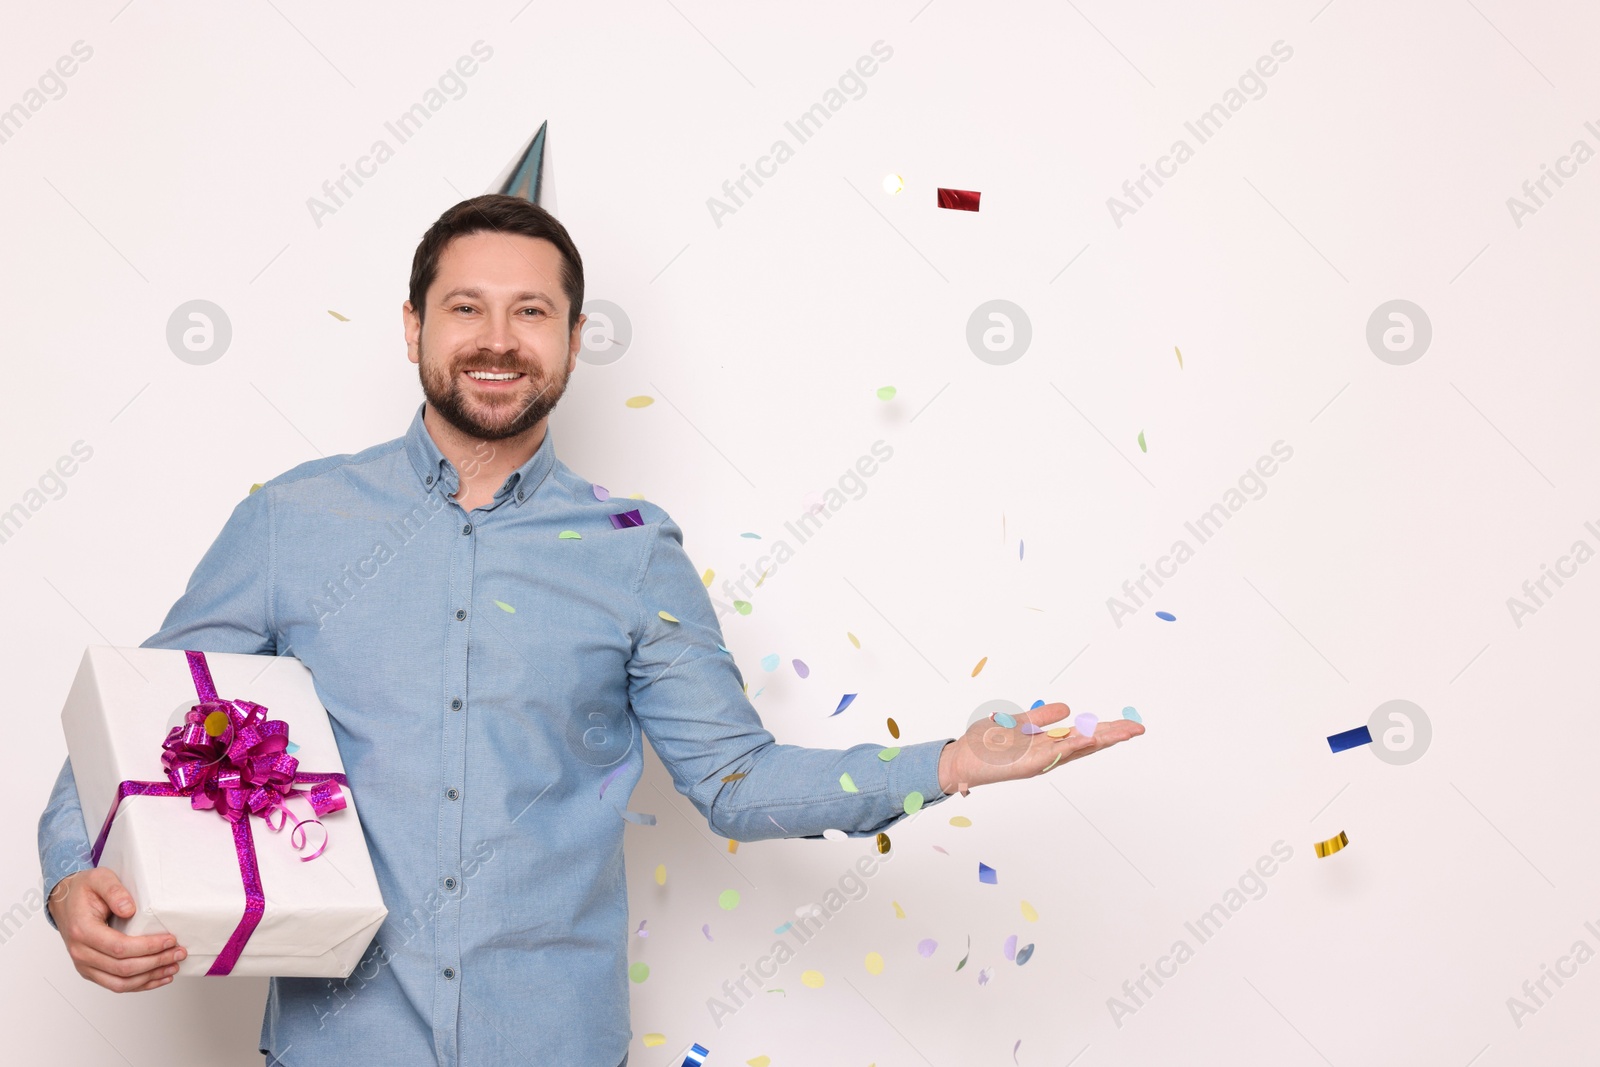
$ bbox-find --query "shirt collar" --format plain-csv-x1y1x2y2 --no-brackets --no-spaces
402,402,557,508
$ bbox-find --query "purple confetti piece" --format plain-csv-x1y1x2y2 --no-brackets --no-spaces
599,759,633,798
1003,934,1018,961
702,924,713,941
609,509,644,529
917,938,938,958
636,920,648,938
978,862,998,885
593,484,610,501
932,845,948,855
1020,723,1045,735
620,809,656,825
978,967,992,986
1013,1038,1022,1064
1019,540,1024,560
1074,712,1098,737
830,693,857,717
792,658,809,679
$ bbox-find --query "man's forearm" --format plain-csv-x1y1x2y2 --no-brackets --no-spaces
38,756,95,931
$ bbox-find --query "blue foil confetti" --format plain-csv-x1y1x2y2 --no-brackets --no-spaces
1326,725,1374,753
1155,610,1177,621
978,862,998,885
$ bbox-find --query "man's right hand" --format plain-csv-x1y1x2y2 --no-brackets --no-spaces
48,869,186,992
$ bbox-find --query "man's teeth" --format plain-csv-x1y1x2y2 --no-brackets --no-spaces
467,371,523,380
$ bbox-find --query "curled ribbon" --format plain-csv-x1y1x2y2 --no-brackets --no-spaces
89,650,351,975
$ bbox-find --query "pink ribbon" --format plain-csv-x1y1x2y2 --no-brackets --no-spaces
89,650,351,976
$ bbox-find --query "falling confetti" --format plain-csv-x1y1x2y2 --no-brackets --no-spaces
727,840,738,854
248,483,263,494
610,509,644,529
1020,900,1038,922
1075,712,1098,737
1122,706,1142,724
718,889,741,910
629,962,650,983
701,568,713,586
932,845,948,855
327,310,348,321
625,396,654,408
593,484,610,501
599,759,632,798
840,773,859,793
1020,723,1045,735
978,862,998,885
822,828,847,841
620,810,657,825
658,611,679,623
882,173,904,194
893,901,906,919
971,656,988,677
949,816,971,827
800,970,825,989
748,1059,771,1067
767,815,789,833
285,741,300,755
204,711,229,737
1155,611,1177,621
774,922,793,935
1019,540,1024,560
978,967,992,985
903,791,924,815
702,924,713,940
654,864,666,885
878,747,901,762
917,939,938,958
864,951,885,975
848,631,860,649
642,1034,665,1047
831,693,858,717
876,832,891,854
886,716,899,738
734,600,752,615
740,532,761,539
1315,830,1350,858
636,920,649,938
1042,753,1063,772
760,653,780,671
956,935,971,971
720,772,748,782
1175,345,1183,369
993,711,1017,728
557,531,581,539
1327,725,1374,753
494,600,517,613
1030,699,1046,710
1014,1039,1023,1064
877,385,897,400
1004,934,1018,961
1015,943,1036,966
936,187,982,211
792,659,810,679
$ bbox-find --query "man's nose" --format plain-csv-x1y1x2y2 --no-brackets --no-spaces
479,312,516,355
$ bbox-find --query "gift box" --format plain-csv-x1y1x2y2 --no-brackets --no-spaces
60,646,387,977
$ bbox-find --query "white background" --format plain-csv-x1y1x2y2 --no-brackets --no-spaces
3,1,1597,1064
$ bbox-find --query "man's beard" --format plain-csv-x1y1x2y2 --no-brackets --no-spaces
417,337,570,441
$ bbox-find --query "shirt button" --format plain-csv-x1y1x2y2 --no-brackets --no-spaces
455,609,466,621
462,523,473,535
516,490,524,501
446,788,459,801
442,967,455,980
450,698,462,711
444,876,457,891
426,475,435,486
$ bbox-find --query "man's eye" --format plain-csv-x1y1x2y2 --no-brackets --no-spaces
454,305,476,314
521,307,545,316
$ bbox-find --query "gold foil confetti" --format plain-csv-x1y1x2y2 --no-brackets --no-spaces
876,832,891,854
864,951,885,975
971,656,988,677
327,310,349,321
886,717,899,738
625,396,654,408
1315,830,1349,858
654,864,666,885
658,611,679,623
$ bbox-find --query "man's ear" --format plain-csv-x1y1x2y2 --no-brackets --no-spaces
568,312,586,370
403,301,421,364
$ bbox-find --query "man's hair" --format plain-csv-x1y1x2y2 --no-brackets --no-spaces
408,194,585,332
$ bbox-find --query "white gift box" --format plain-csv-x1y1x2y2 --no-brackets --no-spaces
60,646,387,978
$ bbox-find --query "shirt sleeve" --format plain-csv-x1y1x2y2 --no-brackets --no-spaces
625,514,953,842
38,487,278,930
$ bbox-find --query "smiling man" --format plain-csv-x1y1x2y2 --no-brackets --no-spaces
37,194,1143,1067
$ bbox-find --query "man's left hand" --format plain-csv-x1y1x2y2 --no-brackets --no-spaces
937,702,1144,795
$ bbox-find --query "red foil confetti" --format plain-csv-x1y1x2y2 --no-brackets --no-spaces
936,187,982,212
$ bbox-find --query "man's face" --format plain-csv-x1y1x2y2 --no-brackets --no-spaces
404,230,584,441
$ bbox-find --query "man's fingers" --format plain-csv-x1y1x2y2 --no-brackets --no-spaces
75,918,176,963
71,937,185,979
1010,701,1072,728
81,962,177,993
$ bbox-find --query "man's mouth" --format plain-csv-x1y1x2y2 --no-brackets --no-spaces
464,369,526,385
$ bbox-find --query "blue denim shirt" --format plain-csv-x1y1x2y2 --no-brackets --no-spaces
38,403,951,1067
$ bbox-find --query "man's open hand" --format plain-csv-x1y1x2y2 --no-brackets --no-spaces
48,869,186,992
937,702,1144,794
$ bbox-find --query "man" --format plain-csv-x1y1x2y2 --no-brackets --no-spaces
38,194,1144,1066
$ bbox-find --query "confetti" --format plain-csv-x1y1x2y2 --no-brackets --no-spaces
629,962,650,983
1021,900,1038,922
1020,539,1024,560
864,951,885,975
718,889,741,910
599,759,632,798
773,922,793,935
882,173,904,194
740,532,761,539
204,710,229,737
1138,430,1147,453
822,828,847,841
1042,753,1063,772
701,568,713,586
557,531,581,540
792,658,810,679
978,967,992,985
893,901,906,919
492,600,517,615
801,970,825,988
956,935,971,971
886,716,899,738
1020,723,1045,735
1015,943,1035,966
1014,1039,1023,1064
327,310,348,321
727,839,738,853
848,631,861,649
718,644,730,654
878,747,901,762
992,711,1019,730
1047,728,1070,738
642,1034,665,1047
1326,725,1374,753
249,483,263,494
840,773,859,793
1155,610,1176,621
1030,699,1046,710
932,845,948,855
831,693,858,717
625,396,654,408
1122,706,1142,724
918,938,938,958
636,920,649,938
978,862,998,885
658,611,679,623
610,509,644,529
680,1044,710,1067
734,600,753,615
285,741,300,755
876,832,891,854
592,484,610,501
1315,830,1350,858
949,816,972,827
1175,345,1183,369
972,656,988,677
903,791,924,815
748,1059,770,1067
1004,934,1018,961
767,815,789,833
620,810,657,825
1074,712,1098,737
654,864,666,885
720,772,748,782
702,924,713,940
877,385,897,400
760,653,780,671
936,187,982,211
